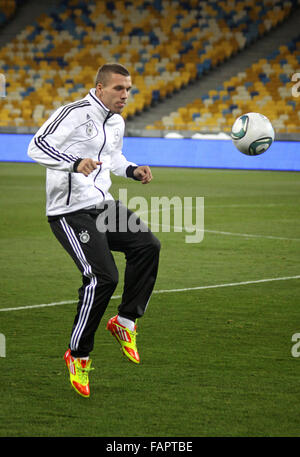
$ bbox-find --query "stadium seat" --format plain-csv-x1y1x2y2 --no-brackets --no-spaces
0,0,17,27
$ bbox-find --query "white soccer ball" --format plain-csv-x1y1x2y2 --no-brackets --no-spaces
231,112,275,155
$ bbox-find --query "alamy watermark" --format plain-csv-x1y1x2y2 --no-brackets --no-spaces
0,333,5,357
96,189,204,244
0,73,6,98
291,333,300,358
291,73,300,98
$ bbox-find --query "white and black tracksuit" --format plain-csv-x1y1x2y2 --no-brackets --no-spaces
28,88,160,358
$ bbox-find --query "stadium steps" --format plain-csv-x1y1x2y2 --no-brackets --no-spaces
0,0,61,49
125,6,300,134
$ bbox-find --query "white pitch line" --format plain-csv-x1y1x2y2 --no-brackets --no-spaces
0,299,79,312
149,222,300,242
138,206,300,241
204,229,300,241
151,275,300,294
1,275,299,313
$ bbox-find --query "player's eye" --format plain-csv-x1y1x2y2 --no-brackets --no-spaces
114,86,131,92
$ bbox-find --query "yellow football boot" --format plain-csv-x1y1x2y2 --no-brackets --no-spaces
64,349,93,398
106,315,140,364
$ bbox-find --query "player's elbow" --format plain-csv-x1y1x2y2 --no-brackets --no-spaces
27,139,36,161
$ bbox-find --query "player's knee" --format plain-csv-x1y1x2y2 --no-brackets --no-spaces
151,235,161,255
99,269,119,291
145,233,161,259
108,271,119,290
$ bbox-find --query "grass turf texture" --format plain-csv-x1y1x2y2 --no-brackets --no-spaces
0,162,300,437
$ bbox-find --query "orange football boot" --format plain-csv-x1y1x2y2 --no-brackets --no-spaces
106,315,140,364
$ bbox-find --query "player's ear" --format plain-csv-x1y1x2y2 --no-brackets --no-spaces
96,82,103,97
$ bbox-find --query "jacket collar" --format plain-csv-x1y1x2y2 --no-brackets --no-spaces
87,88,114,118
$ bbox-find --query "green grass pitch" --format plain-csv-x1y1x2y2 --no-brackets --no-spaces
0,162,300,437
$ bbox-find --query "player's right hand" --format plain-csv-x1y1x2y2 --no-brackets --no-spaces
77,158,102,176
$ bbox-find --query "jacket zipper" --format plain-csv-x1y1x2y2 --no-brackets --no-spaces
66,173,72,205
93,112,112,198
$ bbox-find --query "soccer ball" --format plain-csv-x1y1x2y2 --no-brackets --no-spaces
231,112,275,156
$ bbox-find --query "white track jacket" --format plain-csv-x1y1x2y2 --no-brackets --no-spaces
28,88,137,216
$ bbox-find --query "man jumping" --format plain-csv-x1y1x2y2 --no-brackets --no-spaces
28,63,160,398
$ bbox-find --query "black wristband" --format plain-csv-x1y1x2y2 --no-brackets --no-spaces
73,158,83,173
126,165,139,180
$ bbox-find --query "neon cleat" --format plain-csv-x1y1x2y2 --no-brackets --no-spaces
64,349,94,398
106,315,140,364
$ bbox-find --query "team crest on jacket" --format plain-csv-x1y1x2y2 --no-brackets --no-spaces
86,121,94,137
79,230,90,243
114,128,120,142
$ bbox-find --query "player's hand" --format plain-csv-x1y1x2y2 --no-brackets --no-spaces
77,158,102,176
133,165,152,184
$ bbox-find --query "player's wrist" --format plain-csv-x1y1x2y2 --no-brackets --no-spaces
73,158,83,173
126,165,139,180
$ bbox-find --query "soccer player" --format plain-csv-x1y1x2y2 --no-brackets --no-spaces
27,63,160,398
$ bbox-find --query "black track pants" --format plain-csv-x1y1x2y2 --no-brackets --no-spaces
49,201,160,358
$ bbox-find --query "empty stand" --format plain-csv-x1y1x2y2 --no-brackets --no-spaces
146,34,300,133
0,0,299,132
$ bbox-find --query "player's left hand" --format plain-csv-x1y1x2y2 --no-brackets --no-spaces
133,165,153,184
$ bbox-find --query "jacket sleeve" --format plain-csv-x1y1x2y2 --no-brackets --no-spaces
110,119,137,177
27,105,82,173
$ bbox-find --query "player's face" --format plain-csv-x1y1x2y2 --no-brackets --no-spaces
96,73,132,113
